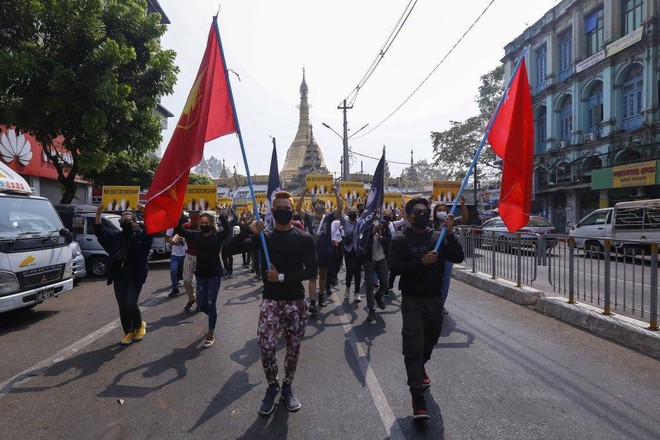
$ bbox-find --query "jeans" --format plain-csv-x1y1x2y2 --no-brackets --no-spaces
169,254,185,290
196,274,221,330
401,295,444,390
113,278,144,334
363,258,389,311
344,249,361,292
441,261,453,306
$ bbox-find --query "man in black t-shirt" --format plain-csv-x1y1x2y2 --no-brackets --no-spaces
390,197,464,422
228,191,318,416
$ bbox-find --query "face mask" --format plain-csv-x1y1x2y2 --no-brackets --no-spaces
436,211,447,221
348,213,357,221
199,224,212,233
292,214,301,221
412,212,430,230
315,206,325,214
120,220,133,232
272,209,293,225
383,216,392,222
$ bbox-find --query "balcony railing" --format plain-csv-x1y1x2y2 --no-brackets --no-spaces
558,67,572,82
534,80,548,95
622,114,643,131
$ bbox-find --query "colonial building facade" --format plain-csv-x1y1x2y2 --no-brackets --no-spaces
502,0,660,232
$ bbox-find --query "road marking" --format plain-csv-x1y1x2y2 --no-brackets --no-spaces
333,293,405,440
0,292,167,397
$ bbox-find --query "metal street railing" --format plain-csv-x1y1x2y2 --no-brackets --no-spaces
457,228,658,330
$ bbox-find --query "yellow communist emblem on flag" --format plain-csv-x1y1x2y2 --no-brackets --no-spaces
177,67,207,130
168,184,178,201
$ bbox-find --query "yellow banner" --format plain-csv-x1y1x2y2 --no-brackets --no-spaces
254,192,268,212
432,181,461,203
315,194,338,210
612,160,656,188
383,193,403,210
402,193,424,205
216,197,232,209
340,181,366,206
184,185,217,211
102,186,139,211
306,174,333,195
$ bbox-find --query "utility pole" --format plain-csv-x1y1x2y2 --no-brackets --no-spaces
473,149,478,209
338,99,353,181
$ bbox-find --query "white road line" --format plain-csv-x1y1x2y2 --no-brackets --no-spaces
333,293,405,440
0,292,167,397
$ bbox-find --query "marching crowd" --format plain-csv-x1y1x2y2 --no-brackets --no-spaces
93,190,466,421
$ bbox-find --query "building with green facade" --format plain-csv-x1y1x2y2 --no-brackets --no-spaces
502,0,659,232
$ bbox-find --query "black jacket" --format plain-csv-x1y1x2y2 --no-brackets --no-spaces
94,223,153,286
390,227,464,298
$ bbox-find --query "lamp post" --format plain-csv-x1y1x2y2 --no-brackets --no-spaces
322,120,369,182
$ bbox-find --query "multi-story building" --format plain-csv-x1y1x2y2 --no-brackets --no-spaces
502,0,660,232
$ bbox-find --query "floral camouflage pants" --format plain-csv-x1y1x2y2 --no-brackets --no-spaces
258,299,308,386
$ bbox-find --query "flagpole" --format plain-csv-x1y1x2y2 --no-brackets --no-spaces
212,16,272,269
434,46,529,251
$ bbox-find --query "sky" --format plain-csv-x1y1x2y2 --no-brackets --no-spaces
157,0,557,179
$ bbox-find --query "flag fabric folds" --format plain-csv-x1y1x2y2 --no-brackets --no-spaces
264,141,281,229
487,59,534,233
356,153,385,257
144,20,237,233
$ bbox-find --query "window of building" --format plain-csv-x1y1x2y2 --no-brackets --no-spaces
558,29,572,82
623,0,643,35
535,44,547,94
559,96,572,143
535,106,547,151
586,82,603,137
622,64,643,131
585,9,604,56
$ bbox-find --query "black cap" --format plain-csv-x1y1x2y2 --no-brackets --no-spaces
405,197,429,214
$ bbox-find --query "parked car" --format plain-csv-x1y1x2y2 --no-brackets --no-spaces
481,215,558,252
69,240,86,285
55,205,122,277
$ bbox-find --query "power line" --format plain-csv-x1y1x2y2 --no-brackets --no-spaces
350,149,409,165
354,0,497,140
344,0,419,107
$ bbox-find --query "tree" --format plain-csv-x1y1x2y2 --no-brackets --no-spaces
0,0,178,203
93,152,160,189
431,66,504,181
188,173,214,185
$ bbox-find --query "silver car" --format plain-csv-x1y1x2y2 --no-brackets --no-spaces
481,215,558,252
69,240,86,285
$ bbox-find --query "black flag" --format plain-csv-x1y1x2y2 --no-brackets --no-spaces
356,152,385,256
264,139,281,229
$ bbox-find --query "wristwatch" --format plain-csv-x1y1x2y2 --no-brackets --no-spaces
278,273,284,283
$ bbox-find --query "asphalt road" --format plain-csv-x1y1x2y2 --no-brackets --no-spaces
1,261,658,440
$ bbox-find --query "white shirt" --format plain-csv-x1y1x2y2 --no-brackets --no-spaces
166,228,187,257
331,220,343,242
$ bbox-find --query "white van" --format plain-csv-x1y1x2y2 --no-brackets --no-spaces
569,199,660,254
0,162,73,312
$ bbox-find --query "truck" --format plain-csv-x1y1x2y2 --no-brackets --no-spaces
569,199,660,255
0,162,73,313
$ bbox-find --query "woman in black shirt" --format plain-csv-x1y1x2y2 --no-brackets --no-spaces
175,212,230,348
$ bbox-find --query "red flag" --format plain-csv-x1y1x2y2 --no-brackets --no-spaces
144,20,237,233
487,59,534,232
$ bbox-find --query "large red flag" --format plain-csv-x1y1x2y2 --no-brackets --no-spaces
487,59,534,232
144,20,237,233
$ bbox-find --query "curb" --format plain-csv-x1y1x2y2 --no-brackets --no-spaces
452,266,660,359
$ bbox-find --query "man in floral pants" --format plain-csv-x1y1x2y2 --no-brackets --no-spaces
228,191,317,415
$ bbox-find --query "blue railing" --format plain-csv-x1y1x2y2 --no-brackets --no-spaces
622,115,643,131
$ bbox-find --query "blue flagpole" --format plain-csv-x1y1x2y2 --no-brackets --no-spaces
213,16,272,269
434,46,529,252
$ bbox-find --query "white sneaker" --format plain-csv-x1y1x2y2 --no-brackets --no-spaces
344,286,350,299
354,293,361,303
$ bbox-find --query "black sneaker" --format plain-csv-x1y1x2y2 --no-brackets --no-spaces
280,385,301,412
366,309,376,322
411,389,430,420
168,289,180,297
259,382,280,416
309,300,317,315
374,292,386,310
318,296,326,308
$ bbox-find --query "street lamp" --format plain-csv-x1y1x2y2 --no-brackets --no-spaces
322,121,369,181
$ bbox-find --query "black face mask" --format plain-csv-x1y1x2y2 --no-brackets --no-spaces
272,209,293,225
412,214,430,230
120,220,133,233
348,213,357,221
199,224,212,233
382,216,392,222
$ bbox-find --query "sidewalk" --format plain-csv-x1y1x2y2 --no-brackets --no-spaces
453,265,660,359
